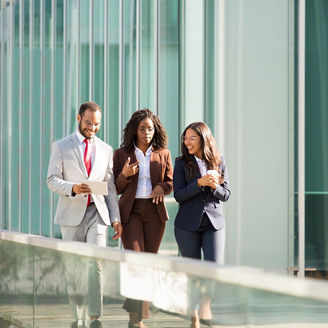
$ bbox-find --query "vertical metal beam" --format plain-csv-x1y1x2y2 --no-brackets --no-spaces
288,0,295,276
77,0,80,109
40,0,45,235
29,0,34,234
63,0,67,134
50,0,56,238
154,0,159,115
8,0,13,231
179,0,186,133
104,0,108,140
19,0,24,232
119,0,123,142
136,0,140,109
0,7,4,228
297,0,306,279
89,0,94,100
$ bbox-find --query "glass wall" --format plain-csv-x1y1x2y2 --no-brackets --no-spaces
0,0,181,249
2,0,328,275
1,232,328,327
303,0,328,273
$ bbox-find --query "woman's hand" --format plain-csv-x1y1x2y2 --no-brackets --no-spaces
148,185,165,204
122,157,140,178
197,172,220,189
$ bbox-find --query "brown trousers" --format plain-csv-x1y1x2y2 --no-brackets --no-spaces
121,198,166,320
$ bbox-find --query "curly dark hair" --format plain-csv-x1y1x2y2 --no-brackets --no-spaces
121,108,168,152
181,122,222,179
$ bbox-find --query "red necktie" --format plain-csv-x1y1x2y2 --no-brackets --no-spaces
84,139,91,206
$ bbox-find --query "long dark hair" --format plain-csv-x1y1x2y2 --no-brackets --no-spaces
121,108,168,152
181,122,221,178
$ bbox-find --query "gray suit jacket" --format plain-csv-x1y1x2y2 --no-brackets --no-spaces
47,133,121,226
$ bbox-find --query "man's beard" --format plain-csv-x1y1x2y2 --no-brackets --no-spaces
79,122,93,139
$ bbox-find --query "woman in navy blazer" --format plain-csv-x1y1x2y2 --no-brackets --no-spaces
173,122,230,327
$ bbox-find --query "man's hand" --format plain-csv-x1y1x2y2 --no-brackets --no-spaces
112,222,122,240
147,185,165,204
72,183,92,194
122,157,140,178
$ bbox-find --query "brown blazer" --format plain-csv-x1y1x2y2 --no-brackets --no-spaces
113,147,173,224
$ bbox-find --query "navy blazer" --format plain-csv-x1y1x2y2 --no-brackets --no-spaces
173,156,230,231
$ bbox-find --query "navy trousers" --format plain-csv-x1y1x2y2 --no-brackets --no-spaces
174,213,225,264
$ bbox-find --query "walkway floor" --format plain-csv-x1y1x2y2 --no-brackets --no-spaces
1,303,328,328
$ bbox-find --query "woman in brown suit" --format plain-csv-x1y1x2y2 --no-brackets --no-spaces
113,108,173,328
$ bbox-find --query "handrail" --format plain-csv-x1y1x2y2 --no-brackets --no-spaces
1,229,328,302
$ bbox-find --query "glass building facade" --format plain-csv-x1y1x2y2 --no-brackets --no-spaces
0,0,327,277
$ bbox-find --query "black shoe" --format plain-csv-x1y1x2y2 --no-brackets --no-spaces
200,318,212,327
89,319,102,328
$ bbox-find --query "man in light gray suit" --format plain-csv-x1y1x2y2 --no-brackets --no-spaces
47,101,122,328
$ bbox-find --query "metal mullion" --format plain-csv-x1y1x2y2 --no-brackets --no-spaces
0,8,4,228
50,0,56,237
29,0,34,234
136,0,140,109
63,0,67,134
179,0,186,134
89,0,93,100
19,0,24,232
203,0,207,123
128,0,134,111
119,0,123,142
297,0,306,279
77,0,80,109
40,0,45,235
154,0,158,115
288,0,295,276
8,0,13,231
104,0,108,140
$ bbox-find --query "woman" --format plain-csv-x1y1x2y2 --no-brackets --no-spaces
173,122,230,328
113,108,173,328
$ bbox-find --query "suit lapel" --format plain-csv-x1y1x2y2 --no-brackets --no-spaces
71,134,88,176
150,150,158,188
192,156,202,179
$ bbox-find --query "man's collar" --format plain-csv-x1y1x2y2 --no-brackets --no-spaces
76,129,95,144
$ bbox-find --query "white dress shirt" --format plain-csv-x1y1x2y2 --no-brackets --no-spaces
194,155,207,177
135,145,153,199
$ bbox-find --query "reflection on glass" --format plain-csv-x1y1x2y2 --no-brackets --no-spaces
158,0,179,161
66,0,79,133
80,0,90,104
93,0,104,140
0,241,34,327
123,0,136,125
140,0,155,110
42,0,53,237
0,238,328,327
302,0,328,274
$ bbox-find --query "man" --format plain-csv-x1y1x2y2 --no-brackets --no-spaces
47,101,122,328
